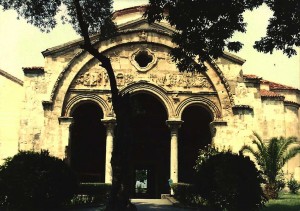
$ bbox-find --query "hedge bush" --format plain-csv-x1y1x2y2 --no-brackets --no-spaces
195,152,267,210
171,183,205,207
0,150,78,209
71,183,111,205
287,175,300,194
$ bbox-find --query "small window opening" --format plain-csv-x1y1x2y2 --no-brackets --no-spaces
135,51,153,68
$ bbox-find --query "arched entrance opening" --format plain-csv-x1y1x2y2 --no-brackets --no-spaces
130,93,169,198
179,105,213,183
70,102,106,182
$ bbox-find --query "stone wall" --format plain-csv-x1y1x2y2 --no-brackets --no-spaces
0,70,23,164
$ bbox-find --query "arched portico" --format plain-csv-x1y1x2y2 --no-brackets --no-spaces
69,101,106,182
179,104,213,183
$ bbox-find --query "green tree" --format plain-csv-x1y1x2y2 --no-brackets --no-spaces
0,150,77,209
1,0,300,209
145,0,300,71
241,133,300,199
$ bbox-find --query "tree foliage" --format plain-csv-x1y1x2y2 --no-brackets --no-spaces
195,151,267,210
0,150,77,209
241,133,300,198
145,0,300,71
0,0,117,37
254,0,300,57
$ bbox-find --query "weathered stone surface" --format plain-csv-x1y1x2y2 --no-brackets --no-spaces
0,7,299,182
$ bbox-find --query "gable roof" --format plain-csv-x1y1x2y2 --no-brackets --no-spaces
0,69,23,86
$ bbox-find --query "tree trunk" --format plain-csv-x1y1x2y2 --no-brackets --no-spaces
73,1,136,210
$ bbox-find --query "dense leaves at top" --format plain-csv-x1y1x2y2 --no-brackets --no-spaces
145,0,300,71
0,0,299,71
254,0,300,57
145,0,264,71
0,0,117,37
0,0,62,32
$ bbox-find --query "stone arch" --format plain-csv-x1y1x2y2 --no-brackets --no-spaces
120,81,174,118
48,30,174,104
176,96,221,120
47,29,233,119
63,94,111,117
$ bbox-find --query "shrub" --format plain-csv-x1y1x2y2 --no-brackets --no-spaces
171,183,203,206
195,151,267,210
72,183,111,205
0,150,78,209
287,175,300,194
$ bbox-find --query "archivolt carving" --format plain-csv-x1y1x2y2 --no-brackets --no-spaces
208,58,235,106
176,96,222,120
50,49,84,101
64,94,110,117
120,82,174,118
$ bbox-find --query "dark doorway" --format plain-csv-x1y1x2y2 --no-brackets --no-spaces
70,102,106,182
179,105,213,183
130,93,169,198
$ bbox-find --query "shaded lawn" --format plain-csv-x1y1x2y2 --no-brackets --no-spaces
262,193,300,211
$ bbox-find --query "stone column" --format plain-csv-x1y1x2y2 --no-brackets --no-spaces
102,118,116,184
166,120,183,186
58,117,73,162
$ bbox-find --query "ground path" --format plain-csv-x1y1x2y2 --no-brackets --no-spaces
132,199,192,211
69,199,193,211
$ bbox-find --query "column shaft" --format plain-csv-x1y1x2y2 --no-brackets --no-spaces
102,118,116,184
166,120,183,186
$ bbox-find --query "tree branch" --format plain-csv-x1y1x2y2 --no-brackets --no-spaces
72,0,120,118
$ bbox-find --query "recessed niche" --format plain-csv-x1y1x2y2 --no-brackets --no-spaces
130,48,157,72
135,51,153,68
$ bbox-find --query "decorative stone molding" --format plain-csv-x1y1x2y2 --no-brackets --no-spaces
130,48,157,72
166,119,183,133
58,116,74,125
23,67,45,75
232,105,253,111
176,96,221,119
42,101,53,111
63,94,110,117
50,50,84,101
121,81,174,118
208,58,235,106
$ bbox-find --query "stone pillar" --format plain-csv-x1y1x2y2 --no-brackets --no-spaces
166,120,183,187
58,117,73,161
102,118,116,184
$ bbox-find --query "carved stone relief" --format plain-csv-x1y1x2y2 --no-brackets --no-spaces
74,69,213,91
75,71,134,88
150,72,212,89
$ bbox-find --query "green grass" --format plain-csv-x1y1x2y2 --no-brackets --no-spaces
262,192,300,211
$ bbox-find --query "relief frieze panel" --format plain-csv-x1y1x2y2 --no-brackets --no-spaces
72,68,214,91
150,72,213,90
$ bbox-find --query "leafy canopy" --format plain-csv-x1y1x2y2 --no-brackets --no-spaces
0,0,117,37
1,0,299,72
146,0,300,71
146,0,263,71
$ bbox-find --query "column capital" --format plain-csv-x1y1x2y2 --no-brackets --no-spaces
58,117,73,125
166,119,183,130
101,118,116,128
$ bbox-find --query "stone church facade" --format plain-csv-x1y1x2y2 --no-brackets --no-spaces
1,6,300,197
